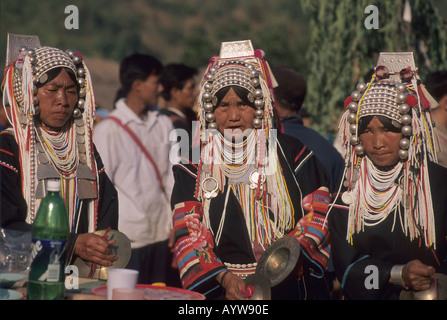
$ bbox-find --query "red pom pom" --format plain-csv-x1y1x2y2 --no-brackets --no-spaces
75,51,84,59
254,49,265,59
406,94,418,107
344,96,352,108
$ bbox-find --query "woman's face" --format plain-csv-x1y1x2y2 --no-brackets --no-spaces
36,68,78,130
359,116,402,168
214,87,255,139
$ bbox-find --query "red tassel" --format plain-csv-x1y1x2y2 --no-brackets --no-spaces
417,84,431,110
25,125,31,151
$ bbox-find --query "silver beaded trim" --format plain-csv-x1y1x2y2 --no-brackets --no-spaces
12,46,87,120
358,83,401,123
223,262,257,279
201,59,265,129
32,47,77,83
347,79,413,160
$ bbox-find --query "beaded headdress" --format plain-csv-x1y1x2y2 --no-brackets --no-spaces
197,40,277,134
336,52,439,248
194,40,293,248
2,34,98,232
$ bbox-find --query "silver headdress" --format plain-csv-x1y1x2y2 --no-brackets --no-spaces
2,34,98,231
337,52,439,248
197,40,277,133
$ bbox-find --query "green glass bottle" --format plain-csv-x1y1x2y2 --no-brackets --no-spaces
27,179,69,300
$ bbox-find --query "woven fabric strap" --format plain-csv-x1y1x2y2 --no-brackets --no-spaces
106,116,165,193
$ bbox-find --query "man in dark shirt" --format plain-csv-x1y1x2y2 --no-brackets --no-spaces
272,66,345,194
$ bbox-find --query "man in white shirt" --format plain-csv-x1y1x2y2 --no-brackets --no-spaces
94,53,178,285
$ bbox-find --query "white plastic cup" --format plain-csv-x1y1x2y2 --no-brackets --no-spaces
106,268,139,300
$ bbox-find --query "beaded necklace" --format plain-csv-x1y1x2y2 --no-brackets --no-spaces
37,123,78,178
361,158,403,226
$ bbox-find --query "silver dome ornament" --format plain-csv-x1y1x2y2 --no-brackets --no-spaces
401,125,412,136
253,118,262,129
202,92,212,101
399,104,410,114
348,102,358,112
396,93,407,104
77,78,85,88
399,138,410,150
203,102,213,113
79,88,86,98
205,73,213,81
66,49,76,57
255,109,264,118
204,82,213,92
396,83,407,93
77,67,85,78
254,99,263,109
208,122,217,130
398,149,408,160
205,112,215,122
34,105,40,116
351,91,362,102
350,135,360,146
209,67,217,74
72,55,82,65
347,112,357,124
354,144,365,156
251,78,260,87
254,89,263,99
77,98,85,109
356,82,367,92
349,123,358,134
73,107,82,118
401,114,412,125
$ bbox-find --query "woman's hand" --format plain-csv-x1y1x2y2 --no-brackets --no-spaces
402,259,435,291
74,233,117,266
217,270,248,300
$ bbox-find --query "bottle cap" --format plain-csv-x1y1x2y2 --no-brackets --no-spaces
47,179,61,192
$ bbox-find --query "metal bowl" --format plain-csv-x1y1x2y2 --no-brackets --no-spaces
74,229,131,280
400,273,447,300
243,274,271,300
256,236,300,287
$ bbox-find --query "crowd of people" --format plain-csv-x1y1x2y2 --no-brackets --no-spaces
0,37,446,300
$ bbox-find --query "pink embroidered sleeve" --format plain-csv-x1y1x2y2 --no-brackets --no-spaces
172,200,226,291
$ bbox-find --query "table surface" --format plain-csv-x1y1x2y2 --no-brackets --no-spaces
4,276,107,300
